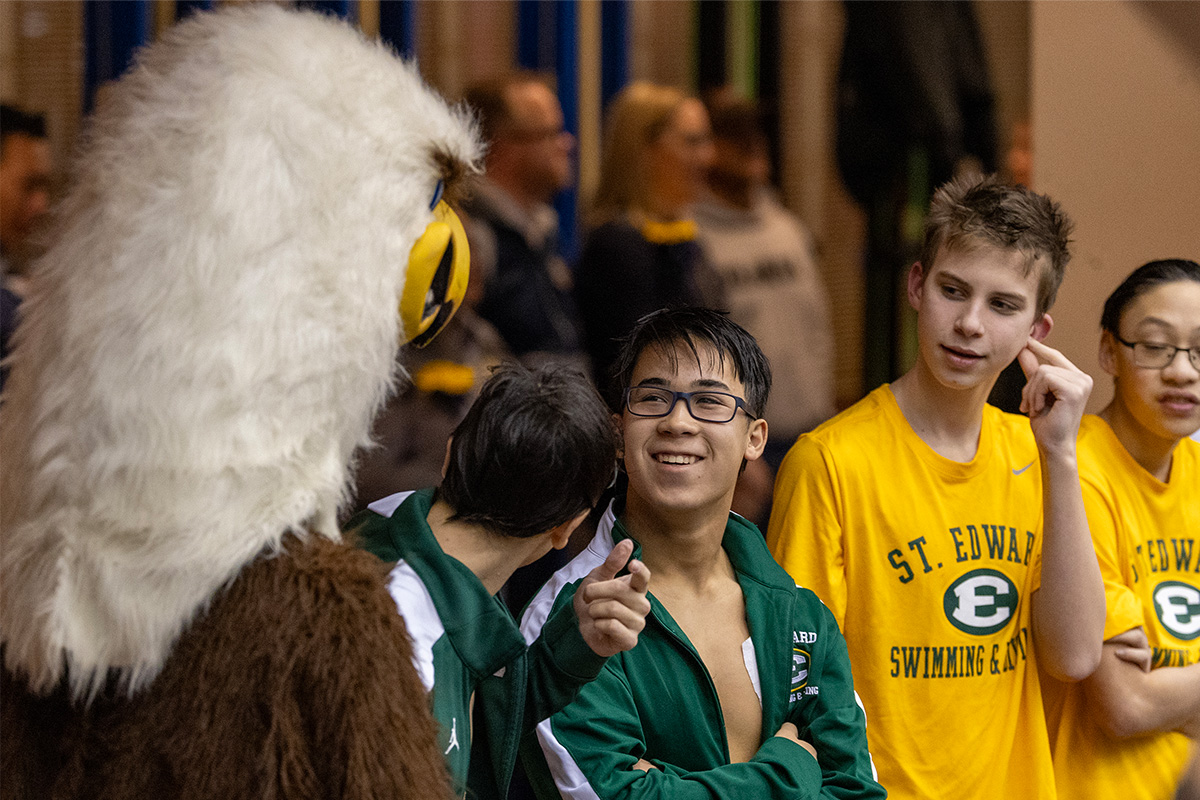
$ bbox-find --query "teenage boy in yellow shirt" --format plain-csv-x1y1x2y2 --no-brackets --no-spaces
768,174,1105,799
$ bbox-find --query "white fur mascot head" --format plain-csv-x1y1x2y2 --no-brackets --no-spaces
0,5,480,699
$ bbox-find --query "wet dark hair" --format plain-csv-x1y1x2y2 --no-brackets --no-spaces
1100,259,1200,333
921,173,1073,316
438,363,617,539
610,307,771,419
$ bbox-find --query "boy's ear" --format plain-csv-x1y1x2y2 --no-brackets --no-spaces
743,417,768,462
906,262,926,310
1031,312,1053,342
549,510,589,550
1098,330,1119,376
612,412,624,459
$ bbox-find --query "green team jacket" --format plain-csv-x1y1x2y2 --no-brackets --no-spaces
349,489,607,800
519,500,886,799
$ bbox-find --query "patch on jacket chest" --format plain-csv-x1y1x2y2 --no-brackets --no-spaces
790,629,819,702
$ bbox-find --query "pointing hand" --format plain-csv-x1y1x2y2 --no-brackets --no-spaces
575,538,652,657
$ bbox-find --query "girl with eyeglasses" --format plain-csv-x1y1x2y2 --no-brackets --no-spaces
1045,258,1200,800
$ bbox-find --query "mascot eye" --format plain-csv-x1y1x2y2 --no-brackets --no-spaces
402,198,470,347
429,180,444,211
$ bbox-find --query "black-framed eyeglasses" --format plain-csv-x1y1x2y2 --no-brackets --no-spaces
623,386,756,423
1115,337,1200,371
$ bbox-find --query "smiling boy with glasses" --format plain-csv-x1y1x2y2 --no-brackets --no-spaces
519,307,884,799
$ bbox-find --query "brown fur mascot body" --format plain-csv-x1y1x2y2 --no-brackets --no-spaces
0,7,480,798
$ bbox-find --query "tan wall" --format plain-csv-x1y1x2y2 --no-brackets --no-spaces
975,1,1030,167
0,2,18,101
629,2,696,91
775,1,866,409
1032,0,1200,412
417,1,514,101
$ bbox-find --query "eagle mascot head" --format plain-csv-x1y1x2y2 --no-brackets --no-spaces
0,5,481,701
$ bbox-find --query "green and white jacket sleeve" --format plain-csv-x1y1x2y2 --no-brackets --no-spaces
523,594,608,728
540,666,823,799
789,599,884,800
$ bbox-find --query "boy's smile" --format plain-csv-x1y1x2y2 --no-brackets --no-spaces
620,341,767,520
655,452,701,465
910,243,1050,393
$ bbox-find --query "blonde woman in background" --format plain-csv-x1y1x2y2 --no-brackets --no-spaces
574,82,723,392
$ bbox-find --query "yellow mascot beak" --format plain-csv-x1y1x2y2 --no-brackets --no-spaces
401,199,470,347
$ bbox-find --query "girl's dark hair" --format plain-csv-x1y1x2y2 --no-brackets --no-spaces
1100,259,1200,333
438,363,617,539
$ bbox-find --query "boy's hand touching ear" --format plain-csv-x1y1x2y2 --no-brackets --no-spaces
575,538,651,658
1018,337,1093,456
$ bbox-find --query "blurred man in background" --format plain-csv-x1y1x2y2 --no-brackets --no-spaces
462,74,585,371
1,104,53,392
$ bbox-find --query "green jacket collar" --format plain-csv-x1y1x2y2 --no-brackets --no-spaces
385,489,526,678
608,499,799,731
609,500,796,593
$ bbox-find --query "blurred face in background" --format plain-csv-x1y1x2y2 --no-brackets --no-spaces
645,98,713,218
0,132,52,260
501,81,574,203
707,134,770,210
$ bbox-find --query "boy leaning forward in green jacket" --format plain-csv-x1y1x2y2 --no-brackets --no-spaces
520,308,886,799
348,364,651,799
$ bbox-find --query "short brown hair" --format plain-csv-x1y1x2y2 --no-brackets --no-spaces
462,71,556,145
920,174,1073,315
703,92,766,150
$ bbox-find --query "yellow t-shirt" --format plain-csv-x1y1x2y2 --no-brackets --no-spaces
768,386,1053,799
1045,415,1199,800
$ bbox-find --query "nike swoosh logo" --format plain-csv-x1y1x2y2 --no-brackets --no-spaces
1012,461,1035,476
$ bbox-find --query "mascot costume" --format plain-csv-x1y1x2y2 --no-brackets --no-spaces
0,6,480,798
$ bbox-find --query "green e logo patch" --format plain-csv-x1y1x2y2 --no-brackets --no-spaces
1154,581,1200,641
943,569,1018,635
792,648,810,689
